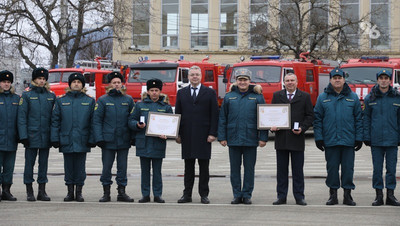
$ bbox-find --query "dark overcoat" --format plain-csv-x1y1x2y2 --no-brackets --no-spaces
271,89,314,151
175,85,218,159
0,86,20,152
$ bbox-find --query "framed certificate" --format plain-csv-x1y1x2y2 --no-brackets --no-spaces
145,112,181,138
257,104,291,129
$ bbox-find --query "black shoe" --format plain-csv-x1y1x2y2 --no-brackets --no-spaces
386,189,400,206
26,183,36,202
99,185,111,202
177,196,192,203
343,189,356,206
37,183,51,201
2,184,17,201
231,197,242,204
139,196,151,203
117,185,134,202
273,198,287,205
64,184,74,202
326,188,338,205
372,189,384,206
201,196,210,204
75,185,84,202
154,196,165,203
243,198,252,205
295,199,307,206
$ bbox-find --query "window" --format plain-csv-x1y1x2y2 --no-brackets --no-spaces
280,0,299,47
309,0,329,50
205,70,214,82
340,0,359,49
370,0,390,49
191,0,208,49
250,0,268,48
162,0,179,48
132,0,150,48
220,0,237,49
306,70,314,82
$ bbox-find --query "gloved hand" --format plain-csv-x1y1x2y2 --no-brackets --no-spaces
363,141,371,147
354,140,363,151
315,140,325,152
97,141,106,148
51,142,60,148
20,139,29,147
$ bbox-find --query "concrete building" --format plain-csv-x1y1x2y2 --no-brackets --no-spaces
113,0,400,64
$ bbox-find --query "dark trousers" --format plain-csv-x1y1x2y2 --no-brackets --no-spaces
229,146,257,199
325,146,355,189
276,149,305,200
0,151,16,185
24,148,50,184
140,157,163,197
371,146,398,190
100,149,129,186
63,152,87,186
183,158,210,198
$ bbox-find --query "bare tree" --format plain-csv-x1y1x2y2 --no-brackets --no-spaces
0,0,132,69
244,0,386,60
75,31,113,60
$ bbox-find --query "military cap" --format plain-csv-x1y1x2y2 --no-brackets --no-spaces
32,67,49,81
376,69,392,80
329,68,345,79
0,70,14,83
107,71,124,83
68,72,85,88
146,78,163,91
235,68,252,80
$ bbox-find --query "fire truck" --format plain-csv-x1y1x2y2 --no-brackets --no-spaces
223,52,336,105
340,56,400,102
48,58,126,99
125,56,226,106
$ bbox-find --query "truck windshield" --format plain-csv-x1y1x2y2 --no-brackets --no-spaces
342,67,392,84
230,66,281,83
128,68,177,82
48,72,77,83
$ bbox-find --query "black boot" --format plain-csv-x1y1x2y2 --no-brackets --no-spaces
2,184,17,201
343,188,356,206
26,183,36,202
99,185,111,202
75,185,84,202
386,189,400,206
37,183,51,201
326,188,338,205
64,184,74,202
117,185,134,202
372,189,384,206
0,185,2,202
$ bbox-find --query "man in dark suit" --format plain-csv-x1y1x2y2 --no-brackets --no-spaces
270,73,314,206
175,65,219,204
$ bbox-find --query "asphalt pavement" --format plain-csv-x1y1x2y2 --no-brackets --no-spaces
0,135,399,225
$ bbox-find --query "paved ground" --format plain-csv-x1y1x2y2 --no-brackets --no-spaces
0,135,399,225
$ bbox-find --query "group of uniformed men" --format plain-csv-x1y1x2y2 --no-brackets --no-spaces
0,65,399,207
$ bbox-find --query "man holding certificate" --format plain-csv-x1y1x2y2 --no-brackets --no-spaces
175,66,219,204
270,73,314,206
314,68,363,206
129,79,173,203
218,68,268,205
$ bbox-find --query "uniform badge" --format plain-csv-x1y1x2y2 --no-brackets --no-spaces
19,98,23,105
94,103,98,111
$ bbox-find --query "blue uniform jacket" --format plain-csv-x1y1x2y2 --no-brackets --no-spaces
18,83,56,149
129,93,173,158
314,83,363,147
363,85,400,146
0,87,20,152
51,89,96,153
93,88,135,150
218,84,268,146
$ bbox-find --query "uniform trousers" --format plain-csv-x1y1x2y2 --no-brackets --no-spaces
100,149,129,186
24,148,50,184
0,151,16,185
63,152,87,186
371,146,398,190
140,157,163,197
183,159,210,198
229,146,257,199
276,149,305,200
325,146,355,189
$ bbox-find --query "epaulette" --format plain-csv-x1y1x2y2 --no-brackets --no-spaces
24,87,31,91
58,94,66,98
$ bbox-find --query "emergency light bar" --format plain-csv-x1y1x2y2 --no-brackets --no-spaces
360,56,389,61
250,55,281,60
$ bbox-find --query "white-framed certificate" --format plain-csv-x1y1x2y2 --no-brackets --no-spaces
145,112,181,138
257,104,291,129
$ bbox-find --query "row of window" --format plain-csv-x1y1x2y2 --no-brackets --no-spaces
132,0,391,50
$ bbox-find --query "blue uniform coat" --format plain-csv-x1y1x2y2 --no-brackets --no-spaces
129,93,173,158
314,83,363,147
0,87,20,152
51,89,96,153
18,82,56,149
218,84,268,146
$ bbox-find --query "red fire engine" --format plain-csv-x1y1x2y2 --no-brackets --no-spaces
125,56,226,106
340,56,400,102
223,52,336,105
